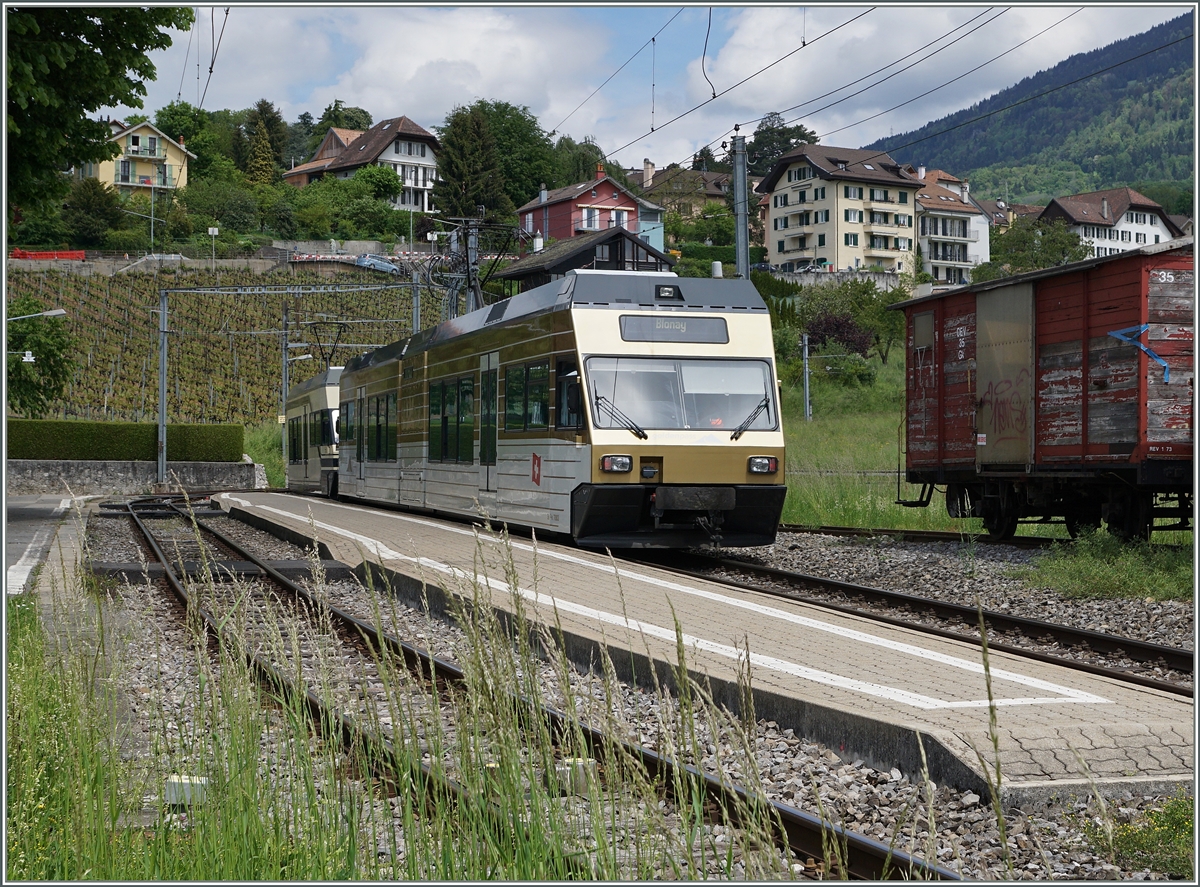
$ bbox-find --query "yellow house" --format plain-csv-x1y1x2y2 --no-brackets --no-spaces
76,119,195,196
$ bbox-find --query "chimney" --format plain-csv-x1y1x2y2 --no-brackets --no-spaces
596,161,605,181
918,165,926,180
643,158,654,189
539,183,547,204
1101,197,1110,219
533,230,543,253
961,180,969,198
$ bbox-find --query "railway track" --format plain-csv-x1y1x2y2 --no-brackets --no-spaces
634,552,1192,698
92,495,958,880
778,523,1189,550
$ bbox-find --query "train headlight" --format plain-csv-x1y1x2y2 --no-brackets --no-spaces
747,456,779,474
600,455,633,473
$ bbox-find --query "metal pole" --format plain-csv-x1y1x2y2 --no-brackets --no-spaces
157,289,168,483
281,301,289,470
466,215,483,315
802,332,812,421
732,132,750,279
149,183,155,256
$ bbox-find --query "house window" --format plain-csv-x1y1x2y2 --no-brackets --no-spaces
869,188,889,202
814,186,825,200
817,234,826,247
524,213,533,233
1121,230,1131,242
844,186,863,199
1136,232,1147,244
595,244,610,262
798,236,807,249
777,239,785,253
844,233,859,246
844,209,863,223
870,235,888,249
898,192,908,204
871,212,888,225
798,190,807,204
420,143,426,157
896,237,910,250
816,209,829,223
583,207,599,229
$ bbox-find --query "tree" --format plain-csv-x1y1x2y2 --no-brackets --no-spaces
244,124,277,185
246,98,288,165
154,100,207,146
433,105,515,220
746,112,818,176
6,7,194,220
691,145,730,173
970,217,1092,282
354,165,403,202
550,135,631,190
62,177,122,246
305,99,372,157
467,99,555,209
6,296,74,418
286,111,314,166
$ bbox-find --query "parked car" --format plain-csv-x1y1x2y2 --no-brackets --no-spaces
749,262,777,273
355,254,399,273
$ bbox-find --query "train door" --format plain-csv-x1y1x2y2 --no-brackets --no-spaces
303,404,311,481
479,352,499,494
975,283,1034,468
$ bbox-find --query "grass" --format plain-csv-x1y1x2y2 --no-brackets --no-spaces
1097,790,1195,879
1010,530,1194,601
244,420,285,488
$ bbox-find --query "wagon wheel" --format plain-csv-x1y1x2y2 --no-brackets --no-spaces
983,508,1019,541
1065,505,1102,539
1108,491,1154,542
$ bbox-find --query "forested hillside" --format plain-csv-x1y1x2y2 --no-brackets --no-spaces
868,13,1194,206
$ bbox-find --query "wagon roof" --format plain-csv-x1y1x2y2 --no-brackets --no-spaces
287,366,342,398
343,271,768,371
888,237,1194,311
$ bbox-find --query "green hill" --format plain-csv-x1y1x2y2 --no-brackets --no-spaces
6,268,437,426
866,13,1194,206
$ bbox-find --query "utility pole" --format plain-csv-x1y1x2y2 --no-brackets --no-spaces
732,129,750,279
465,207,485,314
157,289,168,484
281,301,289,468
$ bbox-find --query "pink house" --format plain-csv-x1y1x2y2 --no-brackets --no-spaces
516,163,643,242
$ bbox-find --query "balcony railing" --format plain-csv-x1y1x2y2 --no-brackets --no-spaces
123,145,165,159
115,172,175,188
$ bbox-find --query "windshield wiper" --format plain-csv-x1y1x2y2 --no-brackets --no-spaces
594,394,648,439
730,396,770,441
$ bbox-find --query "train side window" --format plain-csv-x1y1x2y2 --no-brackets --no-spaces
556,360,582,429
913,312,934,350
458,377,474,463
505,365,526,431
526,362,549,429
367,396,380,461
341,401,355,443
442,380,458,461
386,393,397,460
428,383,443,461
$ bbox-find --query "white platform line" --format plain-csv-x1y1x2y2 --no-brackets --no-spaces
6,498,73,596
221,495,1112,710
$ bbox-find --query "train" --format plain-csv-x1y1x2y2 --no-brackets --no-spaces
285,269,787,548
284,366,342,495
893,238,1194,540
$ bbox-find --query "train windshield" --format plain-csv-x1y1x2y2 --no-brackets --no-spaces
586,357,775,432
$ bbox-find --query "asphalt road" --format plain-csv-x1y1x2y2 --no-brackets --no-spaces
6,495,80,596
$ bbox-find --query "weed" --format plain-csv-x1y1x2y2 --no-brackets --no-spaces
1089,789,1195,879
1012,530,1193,601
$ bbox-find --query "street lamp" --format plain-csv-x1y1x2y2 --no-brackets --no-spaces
8,308,67,322
209,227,219,272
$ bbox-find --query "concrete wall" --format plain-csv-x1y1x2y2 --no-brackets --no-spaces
8,258,282,277
7,460,267,496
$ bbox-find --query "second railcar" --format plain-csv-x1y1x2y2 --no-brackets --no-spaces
285,366,342,496
894,239,1193,540
336,269,787,548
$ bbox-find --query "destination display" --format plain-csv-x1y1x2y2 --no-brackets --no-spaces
619,315,729,343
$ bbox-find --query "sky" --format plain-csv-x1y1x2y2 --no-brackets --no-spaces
110,3,1193,172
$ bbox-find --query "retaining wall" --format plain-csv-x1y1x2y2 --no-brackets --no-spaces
6,460,267,496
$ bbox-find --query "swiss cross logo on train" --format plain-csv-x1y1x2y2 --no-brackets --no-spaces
531,453,542,486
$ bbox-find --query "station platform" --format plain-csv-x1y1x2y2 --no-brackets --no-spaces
215,491,1193,808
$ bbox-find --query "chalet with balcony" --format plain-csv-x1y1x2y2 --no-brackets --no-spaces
493,226,675,295
1038,187,1184,258
320,117,440,211
75,120,195,196
756,145,918,272
907,166,989,285
516,164,665,251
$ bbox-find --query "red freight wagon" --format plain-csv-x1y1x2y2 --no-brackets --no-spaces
893,239,1193,540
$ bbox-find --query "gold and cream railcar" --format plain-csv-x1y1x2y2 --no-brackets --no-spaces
284,366,342,495
336,270,786,548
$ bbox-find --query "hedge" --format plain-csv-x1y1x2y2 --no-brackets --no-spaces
7,419,243,462
677,242,768,265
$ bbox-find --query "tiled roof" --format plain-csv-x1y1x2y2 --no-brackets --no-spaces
1039,187,1170,228
282,157,337,179
915,179,981,214
756,144,910,193
325,117,438,173
495,227,673,278
515,176,635,214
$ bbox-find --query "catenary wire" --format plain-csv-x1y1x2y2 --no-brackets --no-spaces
199,7,231,111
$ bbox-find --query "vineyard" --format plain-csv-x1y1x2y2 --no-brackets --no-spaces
6,268,453,426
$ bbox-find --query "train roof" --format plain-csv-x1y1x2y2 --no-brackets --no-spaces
343,270,768,372
286,365,342,398
890,237,1193,310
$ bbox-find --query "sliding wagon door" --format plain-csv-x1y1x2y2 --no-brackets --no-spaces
975,283,1034,468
